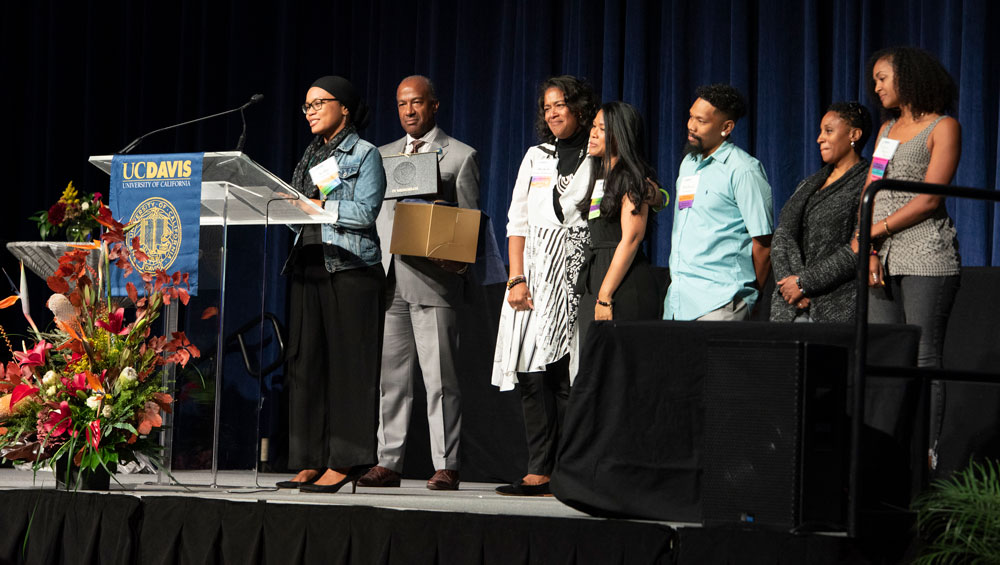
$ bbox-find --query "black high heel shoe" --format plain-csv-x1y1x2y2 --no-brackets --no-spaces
299,467,365,494
276,469,323,489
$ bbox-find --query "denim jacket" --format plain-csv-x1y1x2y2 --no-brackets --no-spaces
291,131,386,273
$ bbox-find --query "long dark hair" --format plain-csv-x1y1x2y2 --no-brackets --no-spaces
577,101,657,218
534,75,599,143
866,46,957,120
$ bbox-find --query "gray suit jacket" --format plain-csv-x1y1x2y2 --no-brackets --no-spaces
377,127,481,307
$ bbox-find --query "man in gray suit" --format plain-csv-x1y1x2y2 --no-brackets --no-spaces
358,75,480,490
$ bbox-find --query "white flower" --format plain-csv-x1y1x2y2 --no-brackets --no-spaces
120,367,138,383
42,370,58,386
86,395,101,410
81,202,90,211
46,386,57,397
102,405,113,418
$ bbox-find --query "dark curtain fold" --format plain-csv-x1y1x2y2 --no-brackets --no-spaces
0,489,140,564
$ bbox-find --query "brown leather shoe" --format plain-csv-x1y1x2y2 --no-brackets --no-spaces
356,465,401,487
426,469,460,490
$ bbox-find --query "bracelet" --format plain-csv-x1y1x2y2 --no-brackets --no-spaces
506,275,526,290
883,219,894,236
795,277,806,297
596,298,613,308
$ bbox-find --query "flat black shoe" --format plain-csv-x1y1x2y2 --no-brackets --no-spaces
495,480,551,496
299,469,364,494
276,469,322,489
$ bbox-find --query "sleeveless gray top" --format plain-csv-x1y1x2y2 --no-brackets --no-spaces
873,117,961,276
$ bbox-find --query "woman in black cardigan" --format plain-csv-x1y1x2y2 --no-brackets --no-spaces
771,102,872,322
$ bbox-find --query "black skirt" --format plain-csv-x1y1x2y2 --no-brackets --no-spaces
576,214,661,346
285,245,386,469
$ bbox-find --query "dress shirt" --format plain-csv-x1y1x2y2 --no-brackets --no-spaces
405,126,439,154
664,141,773,320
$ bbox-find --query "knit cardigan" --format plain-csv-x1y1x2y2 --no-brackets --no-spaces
770,160,868,322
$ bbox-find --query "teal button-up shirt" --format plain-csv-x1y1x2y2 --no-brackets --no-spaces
664,141,773,320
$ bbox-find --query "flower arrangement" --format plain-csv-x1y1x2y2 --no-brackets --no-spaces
0,205,200,488
29,181,104,242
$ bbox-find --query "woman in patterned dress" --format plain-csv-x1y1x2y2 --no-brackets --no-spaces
492,76,598,496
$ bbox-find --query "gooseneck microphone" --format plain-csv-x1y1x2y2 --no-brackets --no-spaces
235,94,264,153
118,93,264,154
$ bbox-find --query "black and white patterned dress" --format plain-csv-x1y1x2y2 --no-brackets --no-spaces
493,144,591,391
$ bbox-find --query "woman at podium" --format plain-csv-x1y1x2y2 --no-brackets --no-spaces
277,75,387,493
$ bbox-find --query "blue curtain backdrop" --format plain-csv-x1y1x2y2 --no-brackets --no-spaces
2,0,998,338
2,0,997,274
1,0,996,476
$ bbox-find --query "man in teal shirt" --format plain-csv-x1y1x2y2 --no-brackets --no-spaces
664,84,773,320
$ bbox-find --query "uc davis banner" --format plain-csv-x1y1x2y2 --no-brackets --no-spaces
109,153,202,296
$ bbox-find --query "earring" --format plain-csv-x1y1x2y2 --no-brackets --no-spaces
722,132,727,137
851,141,855,147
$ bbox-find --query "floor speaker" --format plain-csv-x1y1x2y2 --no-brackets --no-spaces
702,340,848,531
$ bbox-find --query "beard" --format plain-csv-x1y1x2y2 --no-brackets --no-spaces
683,132,704,156
683,137,703,156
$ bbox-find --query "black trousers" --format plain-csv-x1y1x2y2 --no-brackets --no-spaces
286,246,386,470
517,355,571,476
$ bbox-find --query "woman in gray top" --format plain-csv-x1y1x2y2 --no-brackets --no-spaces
854,46,962,368
772,102,872,322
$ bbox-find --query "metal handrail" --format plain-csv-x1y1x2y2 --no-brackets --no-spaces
849,178,1000,537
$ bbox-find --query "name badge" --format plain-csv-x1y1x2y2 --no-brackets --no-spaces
869,138,900,182
588,180,606,219
677,174,699,210
529,159,557,190
309,156,342,197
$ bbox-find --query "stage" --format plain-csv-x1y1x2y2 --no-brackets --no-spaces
0,469,913,564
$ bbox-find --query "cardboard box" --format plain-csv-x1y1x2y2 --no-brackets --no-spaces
390,202,481,263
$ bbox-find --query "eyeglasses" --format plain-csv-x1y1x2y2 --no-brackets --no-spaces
301,98,337,114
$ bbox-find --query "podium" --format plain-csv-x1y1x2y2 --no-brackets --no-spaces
88,151,328,487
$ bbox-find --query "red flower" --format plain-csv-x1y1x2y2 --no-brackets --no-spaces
63,372,88,394
10,384,38,407
95,308,129,335
40,401,72,438
12,341,52,368
47,202,66,226
87,420,101,450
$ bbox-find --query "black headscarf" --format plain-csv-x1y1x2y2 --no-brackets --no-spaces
310,75,370,130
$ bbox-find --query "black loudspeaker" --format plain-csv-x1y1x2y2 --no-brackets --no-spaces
702,340,848,531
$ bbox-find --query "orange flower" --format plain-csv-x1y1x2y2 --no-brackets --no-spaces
136,401,163,435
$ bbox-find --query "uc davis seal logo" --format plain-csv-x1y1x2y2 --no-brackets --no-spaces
128,197,182,272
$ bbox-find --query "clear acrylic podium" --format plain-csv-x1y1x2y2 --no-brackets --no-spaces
89,151,330,488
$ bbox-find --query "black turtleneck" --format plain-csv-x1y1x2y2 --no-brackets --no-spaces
554,126,588,178
551,126,588,222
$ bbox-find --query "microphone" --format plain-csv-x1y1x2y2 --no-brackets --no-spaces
236,94,264,153
118,93,265,154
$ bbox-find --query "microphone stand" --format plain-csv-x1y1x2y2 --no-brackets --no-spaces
119,94,264,154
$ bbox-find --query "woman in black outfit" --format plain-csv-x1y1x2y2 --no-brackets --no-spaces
277,76,387,493
575,101,661,342
771,102,872,322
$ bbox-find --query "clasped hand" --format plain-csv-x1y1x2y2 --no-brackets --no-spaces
775,276,810,309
